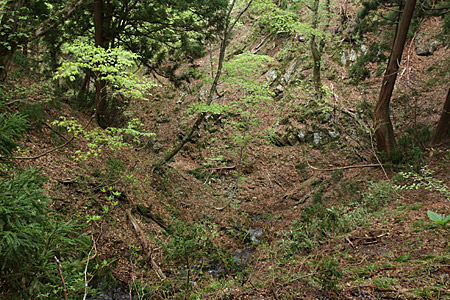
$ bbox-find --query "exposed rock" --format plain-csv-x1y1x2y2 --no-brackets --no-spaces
415,32,440,56
328,130,339,138
321,112,331,123
282,57,303,85
313,132,321,145
349,49,357,62
275,84,284,94
266,69,278,85
297,130,305,141
361,44,368,55
340,52,346,65
248,227,263,243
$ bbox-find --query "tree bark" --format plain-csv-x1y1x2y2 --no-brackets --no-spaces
310,0,322,99
431,87,450,145
94,0,108,128
373,0,416,158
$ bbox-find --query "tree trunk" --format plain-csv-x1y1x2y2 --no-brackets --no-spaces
94,0,108,129
373,0,416,158
310,0,322,99
77,70,92,101
431,87,450,145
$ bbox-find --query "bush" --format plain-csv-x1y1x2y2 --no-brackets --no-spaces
281,203,367,255
0,111,90,299
363,180,394,211
0,169,91,299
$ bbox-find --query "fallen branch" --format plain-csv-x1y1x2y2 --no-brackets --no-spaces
307,163,382,172
209,165,236,171
54,256,68,300
126,209,166,280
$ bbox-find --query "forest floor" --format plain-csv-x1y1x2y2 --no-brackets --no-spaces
6,5,450,300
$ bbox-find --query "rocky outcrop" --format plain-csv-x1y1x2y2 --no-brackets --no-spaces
415,31,440,56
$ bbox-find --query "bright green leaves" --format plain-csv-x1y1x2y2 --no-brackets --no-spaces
395,166,450,199
251,0,323,37
395,166,450,229
222,52,274,103
191,102,231,115
55,42,157,99
427,210,450,228
52,116,155,161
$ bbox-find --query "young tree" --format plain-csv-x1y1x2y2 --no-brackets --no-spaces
310,0,330,99
373,0,417,158
162,0,254,163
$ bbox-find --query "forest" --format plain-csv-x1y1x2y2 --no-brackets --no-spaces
1,0,450,299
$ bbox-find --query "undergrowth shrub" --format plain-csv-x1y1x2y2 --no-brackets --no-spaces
388,126,432,171
362,180,395,211
155,219,231,298
0,111,91,299
313,257,343,290
281,202,368,255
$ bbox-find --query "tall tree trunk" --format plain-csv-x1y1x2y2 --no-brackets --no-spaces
431,87,450,145
373,0,416,158
310,0,322,99
94,0,108,128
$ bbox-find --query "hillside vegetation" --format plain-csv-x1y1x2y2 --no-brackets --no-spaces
1,0,450,299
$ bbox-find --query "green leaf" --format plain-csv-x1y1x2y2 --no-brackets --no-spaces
427,210,450,228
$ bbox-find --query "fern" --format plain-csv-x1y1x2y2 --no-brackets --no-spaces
0,112,29,157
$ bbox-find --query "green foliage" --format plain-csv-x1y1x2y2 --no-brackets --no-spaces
426,211,450,228
281,202,368,255
0,111,29,158
348,42,388,84
395,166,450,229
55,42,157,99
362,180,394,211
388,126,432,170
251,0,322,36
314,257,343,290
52,117,155,161
156,219,225,297
0,168,90,299
395,166,450,199
221,52,274,141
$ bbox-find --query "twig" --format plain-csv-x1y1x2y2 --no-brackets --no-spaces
44,122,68,141
83,235,99,300
5,98,34,106
306,159,381,171
209,165,236,171
54,256,68,300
